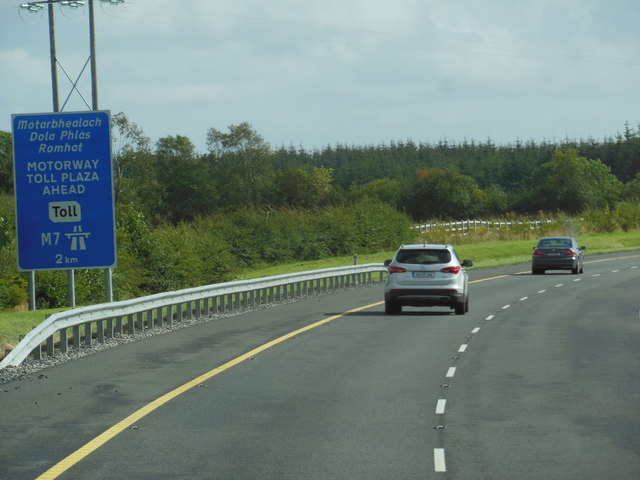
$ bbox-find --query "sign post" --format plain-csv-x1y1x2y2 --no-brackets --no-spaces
12,110,116,278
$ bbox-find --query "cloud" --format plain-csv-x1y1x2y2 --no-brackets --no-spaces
1,0,638,151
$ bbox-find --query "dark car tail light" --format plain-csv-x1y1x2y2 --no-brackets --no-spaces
564,249,577,256
440,266,461,274
388,265,407,274
533,250,544,256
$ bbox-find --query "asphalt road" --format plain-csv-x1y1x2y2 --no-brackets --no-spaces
1,252,639,479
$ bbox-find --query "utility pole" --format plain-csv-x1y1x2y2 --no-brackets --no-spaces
19,0,124,306
47,2,59,112
89,0,98,110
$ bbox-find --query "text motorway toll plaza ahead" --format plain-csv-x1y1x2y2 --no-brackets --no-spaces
12,111,116,271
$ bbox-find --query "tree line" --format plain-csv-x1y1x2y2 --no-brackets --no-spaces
0,115,639,309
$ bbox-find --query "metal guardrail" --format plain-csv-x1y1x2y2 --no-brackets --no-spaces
0,264,388,369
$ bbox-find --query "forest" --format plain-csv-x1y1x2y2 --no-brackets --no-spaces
1,114,639,310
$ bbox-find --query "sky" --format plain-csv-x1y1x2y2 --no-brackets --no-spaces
1,0,639,154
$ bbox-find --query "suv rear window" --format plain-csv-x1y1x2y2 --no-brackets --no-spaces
396,249,451,265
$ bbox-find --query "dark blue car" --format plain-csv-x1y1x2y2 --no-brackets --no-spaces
532,236,585,274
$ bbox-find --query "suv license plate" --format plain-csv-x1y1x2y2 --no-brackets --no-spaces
412,272,435,279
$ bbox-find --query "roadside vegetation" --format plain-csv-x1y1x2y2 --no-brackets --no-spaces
2,227,639,355
1,118,640,353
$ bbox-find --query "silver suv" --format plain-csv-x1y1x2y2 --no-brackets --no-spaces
383,244,473,315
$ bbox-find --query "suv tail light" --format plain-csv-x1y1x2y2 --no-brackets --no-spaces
440,266,461,275
388,265,407,274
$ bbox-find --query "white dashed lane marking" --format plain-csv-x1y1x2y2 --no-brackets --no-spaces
434,448,446,472
431,259,640,476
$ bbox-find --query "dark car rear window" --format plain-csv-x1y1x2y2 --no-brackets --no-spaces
396,249,451,265
537,238,572,248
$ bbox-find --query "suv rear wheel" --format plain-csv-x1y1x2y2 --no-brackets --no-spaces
385,300,402,315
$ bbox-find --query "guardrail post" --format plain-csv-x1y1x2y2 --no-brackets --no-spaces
46,335,54,357
233,293,239,312
136,312,144,331
60,328,68,354
241,292,248,310
97,320,104,344
84,322,92,346
31,342,42,360
167,305,174,326
127,314,134,335
73,325,81,348
212,297,218,314
106,317,113,338
156,307,164,327
115,316,123,336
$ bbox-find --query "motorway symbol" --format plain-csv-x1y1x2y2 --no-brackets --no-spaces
65,225,90,251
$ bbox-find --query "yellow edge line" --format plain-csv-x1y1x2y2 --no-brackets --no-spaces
470,275,509,283
36,301,382,480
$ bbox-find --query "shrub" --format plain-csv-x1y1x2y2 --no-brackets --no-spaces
0,271,27,310
612,201,640,231
583,208,617,233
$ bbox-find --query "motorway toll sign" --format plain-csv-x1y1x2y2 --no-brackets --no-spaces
12,110,116,271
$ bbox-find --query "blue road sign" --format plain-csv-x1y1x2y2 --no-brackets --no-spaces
12,110,116,271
